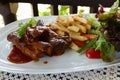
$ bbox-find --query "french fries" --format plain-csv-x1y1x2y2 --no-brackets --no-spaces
49,14,92,50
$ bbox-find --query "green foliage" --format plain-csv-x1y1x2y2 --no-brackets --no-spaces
38,6,51,16
38,5,70,16
78,9,84,14
59,6,69,15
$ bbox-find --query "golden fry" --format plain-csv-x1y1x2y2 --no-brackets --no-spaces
74,22,87,33
57,16,69,27
56,30,65,36
67,15,74,25
70,42,80,50
85,24,92,30
69,31,88,41
49,22,69,33
67,26,80,32
49,22,61,30
72,15,87,24
71,35,88,41
56,22,69,33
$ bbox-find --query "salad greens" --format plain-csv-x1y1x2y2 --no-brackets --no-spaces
18,18,37,38
78,29,116,62
87,14,101,30
78,0,119,62
98,0,119,21
89,30,115,62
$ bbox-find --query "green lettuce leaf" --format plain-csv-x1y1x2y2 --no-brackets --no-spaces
18,18,37,38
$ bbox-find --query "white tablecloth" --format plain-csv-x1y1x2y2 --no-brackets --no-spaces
0,65,120,80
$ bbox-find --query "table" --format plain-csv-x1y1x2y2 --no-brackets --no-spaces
0,65,120,80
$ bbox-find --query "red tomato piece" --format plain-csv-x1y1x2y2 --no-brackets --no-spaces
85,48,101,59
73,39,86,48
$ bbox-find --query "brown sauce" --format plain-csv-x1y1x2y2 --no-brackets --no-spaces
8,46,32,64
43,61,48,64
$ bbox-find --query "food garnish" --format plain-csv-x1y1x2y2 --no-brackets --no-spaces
18,18,37,38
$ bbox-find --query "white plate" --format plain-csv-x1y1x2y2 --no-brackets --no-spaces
0,16,120,74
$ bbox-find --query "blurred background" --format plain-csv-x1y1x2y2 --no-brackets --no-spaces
0,3,110,29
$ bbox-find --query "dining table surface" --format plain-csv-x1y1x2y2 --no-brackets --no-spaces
0,65,120,80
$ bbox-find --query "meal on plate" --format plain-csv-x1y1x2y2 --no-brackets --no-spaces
7,0,120,64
